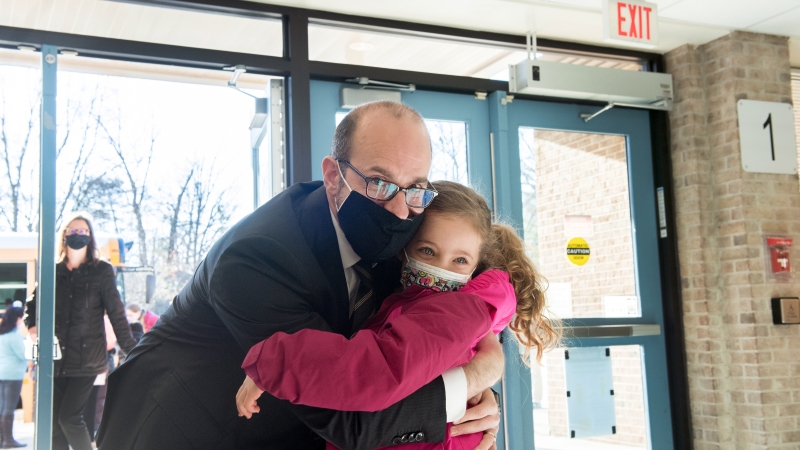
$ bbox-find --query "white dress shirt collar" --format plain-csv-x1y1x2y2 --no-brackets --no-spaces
329,207,360,270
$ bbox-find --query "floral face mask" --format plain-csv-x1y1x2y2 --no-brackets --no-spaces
400,249,474,292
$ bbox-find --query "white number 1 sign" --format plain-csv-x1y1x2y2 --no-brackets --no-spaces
737,100,798,175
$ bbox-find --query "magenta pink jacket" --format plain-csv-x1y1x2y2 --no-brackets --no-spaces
243,269,516,450
142,310,159,333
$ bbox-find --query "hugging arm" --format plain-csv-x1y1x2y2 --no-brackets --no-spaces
243,270,513,412
210,236,449,448
243,290,492,411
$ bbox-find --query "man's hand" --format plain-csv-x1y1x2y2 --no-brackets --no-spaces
463,333,504,399
451,388,500,450
236,375,264,419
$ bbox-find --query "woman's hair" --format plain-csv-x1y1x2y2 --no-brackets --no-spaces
426,181,561,364
57,212,100,266
0,306,24,335
126,304,142,314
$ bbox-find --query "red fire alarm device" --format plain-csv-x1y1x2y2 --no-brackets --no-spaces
766,236,793,282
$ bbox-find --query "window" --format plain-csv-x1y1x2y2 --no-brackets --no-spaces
1,0,283,56
309,20,646,80
0,262,28,305
0,46,281,314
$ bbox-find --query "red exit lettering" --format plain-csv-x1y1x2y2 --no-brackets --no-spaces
616,2,653,40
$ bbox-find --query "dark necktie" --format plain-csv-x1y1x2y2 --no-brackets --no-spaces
351,259,375,335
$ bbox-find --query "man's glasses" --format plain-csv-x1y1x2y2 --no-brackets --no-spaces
337,159,438,208
66,228,91,236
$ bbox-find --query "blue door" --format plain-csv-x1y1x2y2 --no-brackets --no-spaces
499,95,674,450
309,81,673,450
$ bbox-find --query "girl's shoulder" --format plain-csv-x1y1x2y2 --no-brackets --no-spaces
462,269,516,329
464,269,511,291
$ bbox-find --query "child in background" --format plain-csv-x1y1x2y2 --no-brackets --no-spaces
238,181,560,450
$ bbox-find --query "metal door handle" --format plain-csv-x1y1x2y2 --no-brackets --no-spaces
561,324,661,338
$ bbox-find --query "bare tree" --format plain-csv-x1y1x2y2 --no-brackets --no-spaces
519,127,539,264
96,111,155,266
426,120,468,184
0,91,39,232
56,86,105,225
165,167,195,263
71,176,127,233
181,164,234,268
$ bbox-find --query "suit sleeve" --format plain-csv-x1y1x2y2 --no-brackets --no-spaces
243,291,492,411
210,236,449,448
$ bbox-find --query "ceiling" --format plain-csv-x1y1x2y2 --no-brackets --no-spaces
0,0,797,75
251,0,800,66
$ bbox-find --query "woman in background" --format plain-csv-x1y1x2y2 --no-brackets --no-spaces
0,302,27,448
26,213,137,450
125,304,159,334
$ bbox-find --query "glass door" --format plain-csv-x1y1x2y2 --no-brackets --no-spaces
501,98,674,450
308,82,674,449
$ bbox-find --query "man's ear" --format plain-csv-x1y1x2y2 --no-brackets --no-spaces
321,156,341,198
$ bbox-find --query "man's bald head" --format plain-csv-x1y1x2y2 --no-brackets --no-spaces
331,101,429,162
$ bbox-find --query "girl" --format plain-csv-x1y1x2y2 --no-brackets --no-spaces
237,181,560,449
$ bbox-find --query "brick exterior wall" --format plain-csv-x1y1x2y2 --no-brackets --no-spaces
665,31,800,449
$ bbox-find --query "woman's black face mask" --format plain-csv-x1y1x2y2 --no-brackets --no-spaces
65,234,91,250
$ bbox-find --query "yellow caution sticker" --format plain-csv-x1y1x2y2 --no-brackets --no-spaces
566,237,590,266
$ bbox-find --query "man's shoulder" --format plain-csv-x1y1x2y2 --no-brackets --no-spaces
233,181,324,237
204,181,327,266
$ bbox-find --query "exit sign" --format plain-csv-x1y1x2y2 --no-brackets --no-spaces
603,0,658,48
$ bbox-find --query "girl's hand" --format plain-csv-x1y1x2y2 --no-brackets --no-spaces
236,375,264,419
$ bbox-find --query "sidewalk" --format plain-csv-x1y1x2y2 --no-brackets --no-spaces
12,410,34,448
9,409,99,449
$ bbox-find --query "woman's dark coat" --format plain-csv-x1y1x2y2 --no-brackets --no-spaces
26,260,137,377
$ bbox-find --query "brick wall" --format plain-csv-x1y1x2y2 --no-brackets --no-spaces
665,31,800,450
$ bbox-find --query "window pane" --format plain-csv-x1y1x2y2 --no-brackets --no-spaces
534,345,648,449
0,58,41,234
0,263,27,285
426,120,468,184
519,128,638,319
1,0,283,56
55,57,276,311
309,21,645,80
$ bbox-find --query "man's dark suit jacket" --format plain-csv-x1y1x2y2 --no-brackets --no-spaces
97,182,447,450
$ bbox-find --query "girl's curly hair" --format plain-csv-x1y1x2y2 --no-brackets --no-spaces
426,181,561,364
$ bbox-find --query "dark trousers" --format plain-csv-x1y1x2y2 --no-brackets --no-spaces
53,375,95,450
0,380,23,416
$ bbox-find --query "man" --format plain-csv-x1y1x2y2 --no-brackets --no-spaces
98,102,504,450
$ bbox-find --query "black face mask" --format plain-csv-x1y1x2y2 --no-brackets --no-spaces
65,234,91,250
337,191,423,263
